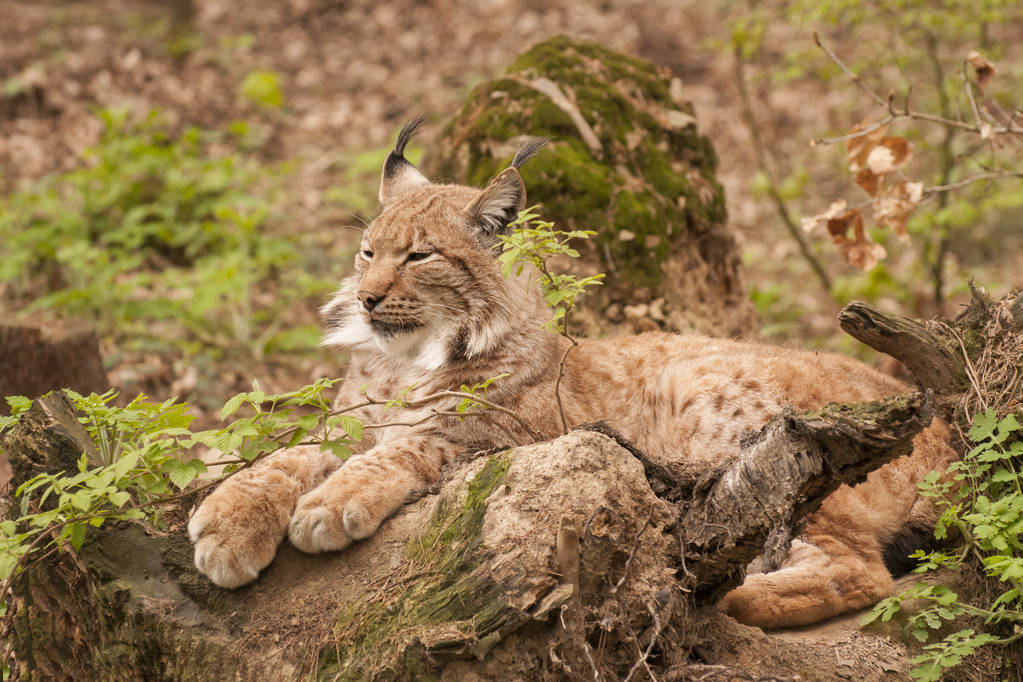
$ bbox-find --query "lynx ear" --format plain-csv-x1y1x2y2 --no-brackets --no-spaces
379,115,430,206
465,167,527,238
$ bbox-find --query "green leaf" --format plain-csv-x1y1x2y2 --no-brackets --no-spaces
220,393,248,420
968,409,999,443
340,415,363,442
69,491,93,512
164,459,199,490
240,70,284,108
321,439,352,459
68,522,87,552
108,491,131,508
991,468,1016,483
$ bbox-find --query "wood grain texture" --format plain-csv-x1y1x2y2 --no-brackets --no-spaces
839,301,966,394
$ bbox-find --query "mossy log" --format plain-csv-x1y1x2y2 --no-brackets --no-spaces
6,398,932,680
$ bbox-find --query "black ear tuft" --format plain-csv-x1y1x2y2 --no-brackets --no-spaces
511,136,551,169
380,115,430,205
465,168,527,239
383,114,429,179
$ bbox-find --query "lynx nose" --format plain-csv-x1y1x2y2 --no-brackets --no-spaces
358,290,384,312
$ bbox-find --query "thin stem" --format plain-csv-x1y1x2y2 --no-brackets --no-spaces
553,340,575,435
925,171,1023,193
813,33,1023,138
736,48,832,293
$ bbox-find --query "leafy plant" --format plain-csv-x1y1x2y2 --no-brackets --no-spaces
497,208,604,334
497,208,603,433
240,69,285,109
0,108,330,362
862,409,1023,679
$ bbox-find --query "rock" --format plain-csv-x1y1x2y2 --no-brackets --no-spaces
423,35,758,338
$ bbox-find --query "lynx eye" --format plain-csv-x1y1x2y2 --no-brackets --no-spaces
360,249,374,260
405,250,434,263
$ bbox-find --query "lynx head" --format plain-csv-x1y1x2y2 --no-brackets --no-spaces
321,116,550,370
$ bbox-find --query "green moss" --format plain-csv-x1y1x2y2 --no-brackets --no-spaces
427,35,728,293
321,453,512,680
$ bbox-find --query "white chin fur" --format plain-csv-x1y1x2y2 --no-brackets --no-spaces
322,311,451,372
321,312,376,350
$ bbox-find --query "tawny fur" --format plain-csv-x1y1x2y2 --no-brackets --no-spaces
189,130,957,629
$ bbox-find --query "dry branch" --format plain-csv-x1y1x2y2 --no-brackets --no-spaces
839,300,968,394
682,392,934,601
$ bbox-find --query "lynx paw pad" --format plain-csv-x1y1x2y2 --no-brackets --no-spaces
189,514,270,589
287,501,352,553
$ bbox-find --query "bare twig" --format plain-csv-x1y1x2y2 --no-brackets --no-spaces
553,341,575,435
811,116,894,146
925,171,1023,194
735,48,832,293
813,32,887,107
943,322,988,413
582,641,603,681
622,605,663,682
611,516,652,596
812,33,1023,139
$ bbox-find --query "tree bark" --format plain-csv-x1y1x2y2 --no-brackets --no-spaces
2,391,101,495
0,323,108,415
838,301,966,394
682,393,933,602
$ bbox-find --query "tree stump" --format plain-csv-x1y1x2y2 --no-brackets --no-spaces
0,323,109,414
422,36,759,339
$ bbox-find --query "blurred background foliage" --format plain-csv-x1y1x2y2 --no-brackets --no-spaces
0,0,1021,401
726,0,1023,351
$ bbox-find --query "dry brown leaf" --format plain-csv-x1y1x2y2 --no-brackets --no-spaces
874,180,924,242
866,145,896,174
801,199,853,233
846,123,888,172
824,203,860,239
880,136,912,169
855,168,882,197
967,50,996,95
829,209,886,270
866,136,912,174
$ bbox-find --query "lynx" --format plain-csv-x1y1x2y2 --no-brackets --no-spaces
189,117,956,629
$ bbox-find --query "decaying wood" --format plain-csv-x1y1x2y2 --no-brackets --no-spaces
1010,291,1023,331
2,391,939,680
682,392,934,601
839,301,967,394
2,391,101,494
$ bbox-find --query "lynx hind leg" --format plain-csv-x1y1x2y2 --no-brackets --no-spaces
719,539,894,629
189,446,342,588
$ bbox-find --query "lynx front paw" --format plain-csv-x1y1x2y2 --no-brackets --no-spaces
188,510,282,589
287,492,380,553
288,470,409,553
